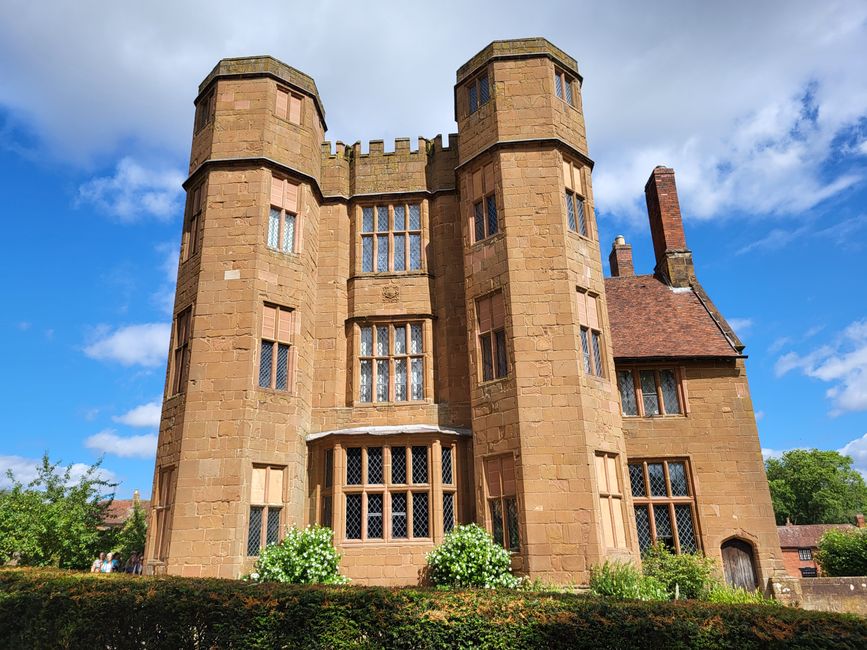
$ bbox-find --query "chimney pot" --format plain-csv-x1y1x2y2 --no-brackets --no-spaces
609,236,634,277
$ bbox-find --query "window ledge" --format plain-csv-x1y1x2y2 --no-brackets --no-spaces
256,387,295,397
470,231,505,249
566,229,594,244
351,271,429,280
352,400,430,408
266,247,301,258
478,375,510,389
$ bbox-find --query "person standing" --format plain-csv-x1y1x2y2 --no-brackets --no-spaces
101,552,114,573
91,552,105,573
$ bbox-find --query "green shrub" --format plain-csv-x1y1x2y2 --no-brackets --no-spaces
589,560,668,601
641,542,719,599
815,527,867,577
705,584,780,606
252,525,348,584
425,523,519,588
3,568,867,649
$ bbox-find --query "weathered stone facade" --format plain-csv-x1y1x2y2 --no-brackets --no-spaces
145,38,785,588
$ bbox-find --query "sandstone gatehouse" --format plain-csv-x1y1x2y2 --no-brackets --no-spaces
144,38,785,588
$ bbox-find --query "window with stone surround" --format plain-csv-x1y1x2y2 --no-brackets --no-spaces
554,68,577,107
153,465,176,561
595,452,627,549
562,159,588,237
194,87,215,132
275,85,303,124
798,548,813,561
357,322,425,403
629,459,699,554
343,445,432,541
617,368,685,417
247,465,285,556
169,306,192,396
470,162,498,242
476,291,508,382
576,289,604,378
359,203,423,273
484,454,520,551
259,304,295,392
182,181,204,262
467,72,490,114
269,176,300,254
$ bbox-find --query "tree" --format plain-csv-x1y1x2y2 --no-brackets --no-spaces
114,500,148,559
0,454,116,569
765,449,867,525
815,528,867,577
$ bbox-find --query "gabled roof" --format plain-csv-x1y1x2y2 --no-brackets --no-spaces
605,274,741,360
778,523,854,549
101,499,151,527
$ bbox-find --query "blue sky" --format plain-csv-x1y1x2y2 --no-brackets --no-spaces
1,1,865,497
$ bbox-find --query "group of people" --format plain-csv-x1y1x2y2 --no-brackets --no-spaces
90,551,143,575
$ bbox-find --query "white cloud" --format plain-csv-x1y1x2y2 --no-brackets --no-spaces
113,400,162,428
85,429,158,460
755,410,765,421
151,242,178,314
77,157,184,222
839,433,867,477
775,318,867,415
0,455,115,489
762,448,786,460
84,323,170,367
727,318,753,335
0,2,865,224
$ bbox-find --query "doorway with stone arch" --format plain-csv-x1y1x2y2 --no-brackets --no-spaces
721,538,758,591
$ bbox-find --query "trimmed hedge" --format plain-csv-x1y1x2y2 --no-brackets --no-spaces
2,569,866,649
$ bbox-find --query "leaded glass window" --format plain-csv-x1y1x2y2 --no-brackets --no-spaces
359,203,423,273
247,465,285,556
641,370,660,415
629,460,699,554
391,446,407,484
266,507,281,545
268,176,299,253
247,506,263,556
412,446,428,484
367,493,383,539
618,370,638,416
358,323,425,403
367,447,383,484
259,304,293,392
346,448,362,485
442,447,453,485
392,492,408,538
443,492,455,534
467,73,489,114
412,492,429,538
345,494,362,539
618,368,684,416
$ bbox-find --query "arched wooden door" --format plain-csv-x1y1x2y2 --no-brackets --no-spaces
721,539,758,591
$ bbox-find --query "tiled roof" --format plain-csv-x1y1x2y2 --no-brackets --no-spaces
605,274,740,359
101,499,151,527
778,523,854,549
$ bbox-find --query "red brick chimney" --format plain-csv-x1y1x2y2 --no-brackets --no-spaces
609,235,634,277
645,166,694,287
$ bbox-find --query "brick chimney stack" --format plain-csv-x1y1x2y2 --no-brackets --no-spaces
609,235,634,277
645,166,694,287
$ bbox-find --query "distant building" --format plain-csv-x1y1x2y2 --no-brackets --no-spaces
778,516,863,577
101,490,150,529
145,38,786,588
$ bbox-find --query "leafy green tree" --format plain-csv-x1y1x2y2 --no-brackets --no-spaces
765,449,867,525
815,528,867,577
0,454,116,569
114,500,147,560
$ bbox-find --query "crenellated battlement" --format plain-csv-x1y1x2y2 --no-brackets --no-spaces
319,135,460,196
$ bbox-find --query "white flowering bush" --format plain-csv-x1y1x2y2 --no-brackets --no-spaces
425,524,519,588
252,525,348,584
